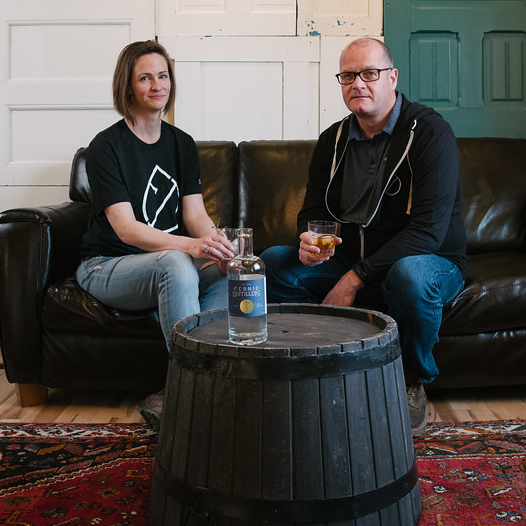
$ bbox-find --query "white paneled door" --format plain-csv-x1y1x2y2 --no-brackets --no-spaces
0,0,154,211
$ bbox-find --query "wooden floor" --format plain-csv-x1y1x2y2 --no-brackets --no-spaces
1,368,526,424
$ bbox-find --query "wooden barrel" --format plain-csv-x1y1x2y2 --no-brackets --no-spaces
149,304,421,526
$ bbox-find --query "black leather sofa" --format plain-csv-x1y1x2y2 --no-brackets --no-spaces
0,138,525,405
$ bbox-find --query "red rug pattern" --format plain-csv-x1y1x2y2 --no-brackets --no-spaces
0,420,525,525
0,423,157,525
414,420,526,525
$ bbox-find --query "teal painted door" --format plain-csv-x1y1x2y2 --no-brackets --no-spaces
384,0,526,138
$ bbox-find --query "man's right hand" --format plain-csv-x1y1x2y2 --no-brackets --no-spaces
298,231,342,266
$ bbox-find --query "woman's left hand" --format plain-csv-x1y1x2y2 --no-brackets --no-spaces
198,233,235,262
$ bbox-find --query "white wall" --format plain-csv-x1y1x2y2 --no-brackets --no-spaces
0,0,383,212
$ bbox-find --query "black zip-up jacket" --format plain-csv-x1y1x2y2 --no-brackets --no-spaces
297,93,467,286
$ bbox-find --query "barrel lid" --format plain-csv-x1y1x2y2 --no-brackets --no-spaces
175,304,396,351
171,304,400,378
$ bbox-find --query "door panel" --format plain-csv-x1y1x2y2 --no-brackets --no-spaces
162,36,321,142
156,0,296,37
385,0,526,138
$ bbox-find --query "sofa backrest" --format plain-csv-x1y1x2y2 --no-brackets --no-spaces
68,137,526,257
69,147,90,204
458,138,526,254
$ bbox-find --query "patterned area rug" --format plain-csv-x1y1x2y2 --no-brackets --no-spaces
0,420,525,525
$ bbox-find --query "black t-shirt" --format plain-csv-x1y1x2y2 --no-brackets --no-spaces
81,119,202,257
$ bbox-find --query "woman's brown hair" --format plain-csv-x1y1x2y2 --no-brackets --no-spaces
112,40,175,125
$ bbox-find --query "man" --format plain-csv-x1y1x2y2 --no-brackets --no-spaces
261,38,467,436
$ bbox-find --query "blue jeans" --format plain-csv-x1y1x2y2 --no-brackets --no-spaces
261,246,464,383
76,251,228,350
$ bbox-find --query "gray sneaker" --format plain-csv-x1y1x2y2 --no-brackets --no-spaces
406,383,427,437
136,390,164,432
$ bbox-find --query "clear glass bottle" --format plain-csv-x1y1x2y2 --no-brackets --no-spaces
227,228,268,345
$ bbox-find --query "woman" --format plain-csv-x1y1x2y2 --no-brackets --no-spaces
76,41,233,429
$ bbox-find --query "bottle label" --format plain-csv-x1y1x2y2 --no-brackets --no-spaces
228,277,266,317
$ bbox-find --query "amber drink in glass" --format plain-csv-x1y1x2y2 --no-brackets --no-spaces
308,220,337,257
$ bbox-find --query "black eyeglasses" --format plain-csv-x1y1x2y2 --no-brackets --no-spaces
335,68,393,85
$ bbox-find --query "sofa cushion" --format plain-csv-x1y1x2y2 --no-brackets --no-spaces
197,141,238,228
43,276,162,337
238,140,316,254
68,141,238,230
458,138,526,253
440,251,526,336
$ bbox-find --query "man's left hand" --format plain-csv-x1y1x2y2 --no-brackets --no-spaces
322,269,365,307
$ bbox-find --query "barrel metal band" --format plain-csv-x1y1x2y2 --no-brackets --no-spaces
152,457,418,522
173,341,400,380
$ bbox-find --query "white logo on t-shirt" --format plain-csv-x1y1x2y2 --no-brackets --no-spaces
142,165,179,232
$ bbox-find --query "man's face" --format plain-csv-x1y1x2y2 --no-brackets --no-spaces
339,41,398,121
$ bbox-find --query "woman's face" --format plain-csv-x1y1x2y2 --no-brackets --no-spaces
129,53,171,116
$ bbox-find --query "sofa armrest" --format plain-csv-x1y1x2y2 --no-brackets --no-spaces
0,201,90,384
